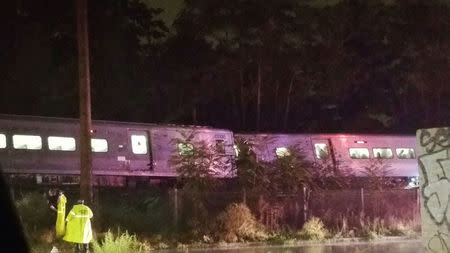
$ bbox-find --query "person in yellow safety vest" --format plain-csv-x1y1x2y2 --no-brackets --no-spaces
55,190,67,238
63,200,93,253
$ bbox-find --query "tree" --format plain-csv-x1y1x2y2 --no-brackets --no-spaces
170,131,233,192
269,146,316,194
234,137,270,194
169,130,232,236
361,158,393,190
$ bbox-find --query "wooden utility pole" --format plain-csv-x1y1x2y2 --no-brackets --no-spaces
76,0,93,205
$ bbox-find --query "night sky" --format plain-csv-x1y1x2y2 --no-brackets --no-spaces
1,0,449,134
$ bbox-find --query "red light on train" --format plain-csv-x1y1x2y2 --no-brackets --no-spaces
354,140,367,144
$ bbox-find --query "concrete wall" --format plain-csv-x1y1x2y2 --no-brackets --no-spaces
416,127,450,252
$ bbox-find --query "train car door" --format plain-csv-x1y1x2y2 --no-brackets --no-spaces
310,139,336,169
128,130,152,171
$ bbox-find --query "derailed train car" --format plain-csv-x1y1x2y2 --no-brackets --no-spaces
0,114,419,187
0,114,235,186
235,133,418,178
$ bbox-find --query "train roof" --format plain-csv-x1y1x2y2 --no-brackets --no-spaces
0,114,232,132
0,114,417,137
236,132,415,138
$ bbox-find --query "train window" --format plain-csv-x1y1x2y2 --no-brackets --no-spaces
349,148,370,159
314,143,329,159
276,147,291,158
0,134,5,148
373,148,393,159
48,136,76,151
13,135,42,150
396,148,415,159
91,138,108,152
178,143,194,156
131,135,148,154
216,140,225,154
233,144,240,157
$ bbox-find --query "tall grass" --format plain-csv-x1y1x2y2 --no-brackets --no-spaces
98,188,173,236
92,230,151,253
216,203,267,242
298,217,328,240
15,192,54,238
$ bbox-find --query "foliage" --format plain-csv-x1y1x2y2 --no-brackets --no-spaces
98,188,173,236
92,230,151,253
15,192,53,238
267,233,295,245
170,131,232,194
170,131,233,237
269,146,316,193
234,137,270,193
235,136,350,195
361,159,393,190
3,0,450,132
297,217,328,241
313,154,354,190
216,203,267,242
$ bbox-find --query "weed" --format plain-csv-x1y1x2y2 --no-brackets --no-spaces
92,229,151,253
217,203,267,242
298,217,328,241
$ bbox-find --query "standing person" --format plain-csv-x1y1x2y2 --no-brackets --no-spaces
55,190,67,238
63,200,93,253
46,188,59,213
45,188,59,242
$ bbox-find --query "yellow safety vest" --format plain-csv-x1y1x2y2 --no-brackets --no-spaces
63,204,93,244
55,194,67,238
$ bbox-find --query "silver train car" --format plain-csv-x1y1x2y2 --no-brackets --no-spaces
0,114,419,187
0,114,235,186
235,133,418,178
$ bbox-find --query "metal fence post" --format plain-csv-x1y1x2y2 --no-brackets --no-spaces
416,187,420,218
303,186,308,223
173,188,178,228
361,188,365,214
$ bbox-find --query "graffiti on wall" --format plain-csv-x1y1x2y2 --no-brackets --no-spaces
417,128,450,253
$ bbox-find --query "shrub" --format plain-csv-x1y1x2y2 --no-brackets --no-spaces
98,189,173,236
217,203,267,242
267,233,295,245
363,229,380,241
384,216,419,237
15,192,53,238
298,217,328,240
92,230,151,253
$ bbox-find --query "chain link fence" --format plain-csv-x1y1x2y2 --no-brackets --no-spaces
171,188,420,232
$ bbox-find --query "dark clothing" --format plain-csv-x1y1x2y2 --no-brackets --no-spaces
47,193,58,209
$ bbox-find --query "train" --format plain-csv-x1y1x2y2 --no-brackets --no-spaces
0,114,419,187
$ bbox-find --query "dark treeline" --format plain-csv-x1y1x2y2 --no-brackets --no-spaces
1,0,450,134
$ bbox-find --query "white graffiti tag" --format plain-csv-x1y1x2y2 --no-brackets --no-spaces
420,149,450,225
428,230,450,253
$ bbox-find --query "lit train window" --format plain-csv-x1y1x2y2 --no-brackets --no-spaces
233,144,240,157
91,138,108,152
131,135,148,154
396,148,415,159
13,135,42,150
314,143,329,159
216,140,225,154
349,148,370,159
178,143,194,156
373,148,393,159
0,134,5,148
48,137,76,151
276,147,291,158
